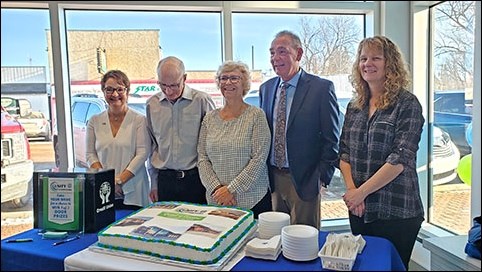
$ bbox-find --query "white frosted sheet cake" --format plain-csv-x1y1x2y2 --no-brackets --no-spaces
97,202,255,265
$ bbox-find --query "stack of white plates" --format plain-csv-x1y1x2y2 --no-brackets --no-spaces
258,212,290,239
281,224,319,261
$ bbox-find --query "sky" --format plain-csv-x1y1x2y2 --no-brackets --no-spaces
1,9,308,73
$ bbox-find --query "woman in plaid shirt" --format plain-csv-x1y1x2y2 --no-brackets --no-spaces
339,36,425,270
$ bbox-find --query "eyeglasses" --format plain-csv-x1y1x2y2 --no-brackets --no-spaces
158,80,183,91
218,76,241,84
103,86,127,94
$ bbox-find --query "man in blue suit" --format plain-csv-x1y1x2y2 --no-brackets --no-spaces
259,30,340,229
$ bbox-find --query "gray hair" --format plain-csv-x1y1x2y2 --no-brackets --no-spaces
156,56,186,78
274,30,302,49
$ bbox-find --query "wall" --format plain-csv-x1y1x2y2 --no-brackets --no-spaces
46,29,161,82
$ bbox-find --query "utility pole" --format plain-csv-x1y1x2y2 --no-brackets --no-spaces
251,45,254,70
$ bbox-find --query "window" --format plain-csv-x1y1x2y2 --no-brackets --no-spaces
72,102,89,123
1,2,479,244
1,8,53,214
85,104,102,122
233,12,364,220
428,1,475,234
62,10,223,166
64,9,222,105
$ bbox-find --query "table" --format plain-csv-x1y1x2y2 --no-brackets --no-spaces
234,232,405,271
1,210,132,271
2,211,405,271
63,232,405,271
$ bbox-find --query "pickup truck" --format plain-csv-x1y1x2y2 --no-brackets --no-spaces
1,104,34,208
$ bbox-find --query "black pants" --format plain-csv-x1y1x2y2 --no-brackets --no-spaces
157,167,207,204
114,199,142,211
251,190,272,219
349,214,424,270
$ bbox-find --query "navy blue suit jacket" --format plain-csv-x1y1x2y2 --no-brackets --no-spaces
260,69,340,201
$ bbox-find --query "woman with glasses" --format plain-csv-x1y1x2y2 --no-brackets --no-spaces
197,60,272,219
86,69,151,210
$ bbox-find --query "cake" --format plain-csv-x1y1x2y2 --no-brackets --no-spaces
97,201,256,265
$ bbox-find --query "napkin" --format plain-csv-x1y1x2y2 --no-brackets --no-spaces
245,235,281,261
245,248,282,261
322,232,366,257
353,234,366,253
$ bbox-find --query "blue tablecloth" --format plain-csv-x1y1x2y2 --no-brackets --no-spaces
1,210,132,271
233,232,406,271
2,210,405,271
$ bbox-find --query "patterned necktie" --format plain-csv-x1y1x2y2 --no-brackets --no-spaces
274,82,288,168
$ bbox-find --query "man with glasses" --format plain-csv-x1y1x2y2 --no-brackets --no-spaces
146,56,215,204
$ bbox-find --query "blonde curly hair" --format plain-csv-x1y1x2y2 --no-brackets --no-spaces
349,36,411,110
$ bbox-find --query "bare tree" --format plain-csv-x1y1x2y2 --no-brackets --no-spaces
434,1,475,90
298,16,361,76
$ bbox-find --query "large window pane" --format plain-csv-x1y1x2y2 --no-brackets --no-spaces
233,12,365,221
1,8,55,238
430,1,474,234
62,10,222,167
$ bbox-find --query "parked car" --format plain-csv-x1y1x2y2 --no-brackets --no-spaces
1,104,34,208
245,94,460,185
244,90,260,107
16,111,51,141
70,94,147,167
431,124,460,185
434,90,472,156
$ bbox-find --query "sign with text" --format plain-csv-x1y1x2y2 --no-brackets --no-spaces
33,168,115,233
42,176,81,231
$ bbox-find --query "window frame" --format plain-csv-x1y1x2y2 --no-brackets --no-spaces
1,0,480,239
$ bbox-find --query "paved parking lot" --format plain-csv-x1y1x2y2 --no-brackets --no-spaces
321,182,471,235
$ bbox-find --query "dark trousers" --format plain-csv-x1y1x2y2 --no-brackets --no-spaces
251,190,272,219
157,167,207,204
349,214,424,270
114,199,142,211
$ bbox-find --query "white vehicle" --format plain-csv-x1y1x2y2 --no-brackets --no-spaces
16,111,52,141
70,94,146,167
431,125,460,185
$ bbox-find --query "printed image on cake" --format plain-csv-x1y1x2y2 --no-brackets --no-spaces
97,201,256,265
130,225,182,240
115,216,151,227
186,223,222,238
208,208,246,220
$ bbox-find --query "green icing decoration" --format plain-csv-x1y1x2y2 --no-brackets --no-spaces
98,201,255,265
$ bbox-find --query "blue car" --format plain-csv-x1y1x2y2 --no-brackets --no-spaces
434,90,472,156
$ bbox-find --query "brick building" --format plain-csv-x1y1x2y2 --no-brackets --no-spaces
45,29,263,107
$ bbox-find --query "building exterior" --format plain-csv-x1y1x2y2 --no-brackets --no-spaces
46,29,161,82
44,29,263,107
1,66,51,119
